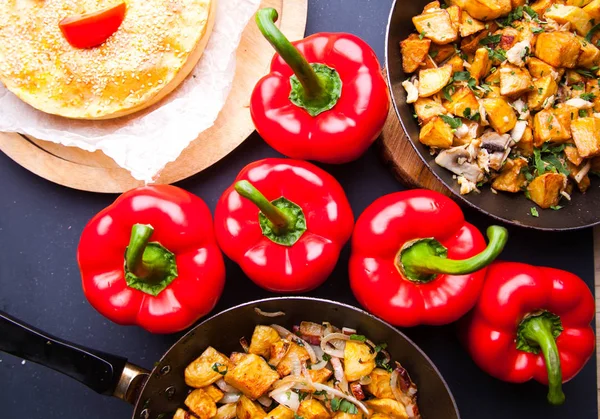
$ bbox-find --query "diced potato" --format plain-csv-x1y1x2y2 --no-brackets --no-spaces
460,11,486,37
584,0,600,20
269,339,291,367
565,144,585,165
517,125,534,156
444,87,480,117
553,103,578,133
308,367,333,384
364,399,409,419
203,385,224,403
527,58,562,80
481,97,518,134
400,34,432,73
236,396,266,419
267,405,295,419
530,0,556,16
512,0,528,6
174,408,199,419
215,404,238,419
371,415,393,419
586,79,600,112
534,32,581,68
423,1,441,12
447,0,511,21
446,54,465,73
469,48,492,83
413,10,458,45
230,352,246,365
527,173,568,208
430,44,456,64
420,55,439,70
276,342,310,376
248,325,281,359
333,413,361,419
498,27,520,51
185,347,232,388
544,4,593,36
499,65,533,97
224,354,280,400
527,75,559,111
485,67,501,86
365,368,395,399
567,0,593,6
576,36,600,68
533,110,571,146
414,98,447,124
567,160,592,192
297,400,331,419
571,117,600,157
420,117,455,148
185,389,218,419
344,340,376,382
446,5,462,29
418,65,453,97
485,84,502,98
492,158,528,192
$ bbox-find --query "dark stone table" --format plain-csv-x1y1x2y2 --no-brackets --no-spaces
0,1,597,418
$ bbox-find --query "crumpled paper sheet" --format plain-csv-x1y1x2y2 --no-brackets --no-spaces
0,0,261,182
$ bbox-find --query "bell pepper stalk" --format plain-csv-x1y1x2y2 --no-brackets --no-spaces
59,2,127,49
77,186,226,334
349,190,508,327
250,8,389,164
214,158,354,293
461,262,596,406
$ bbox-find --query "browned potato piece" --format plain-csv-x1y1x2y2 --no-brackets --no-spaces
527,173,568,208
533,110,571,146
553,103,578,132
236,396,266,419
447,0,511,21
567,0,593,6
203,385,224,403
568,160,592,192
414,98,447,124
492,158,528,192
586,79,600,112
571,117,600,157
469,48,492,83
269,339,291,367
423,1,441,12
224,354,280,400
460,11,486,37
344,340,376,382
333,413,362,419
267,405,295,419
446,4,462,29
365,368,395,399
174,408,199,419
461,23,499,54
485,85,503,98
419,116,454,148
308,367,333,383
527,58,562,79
528,75,559,111
371,415,393,419
277,342,310,376
365,398,409,419
565,144,584,165
512,0,527,6
530,0,557,16
498,27,520,52
430,44,456,64
248,325,280,359
584,0,600,20
418,65,453,97
545,4,593,36
185,389,218,419
534,32,581,68
446,55,465,73
481,97,518,134
413,10,458,45
499,65,533,97
444,87,480,117
215,404,238,419
297,400,331,419
230,352,246,365
185,347,232,388
576,37,600,68
400,34,432,73
517,125,535,157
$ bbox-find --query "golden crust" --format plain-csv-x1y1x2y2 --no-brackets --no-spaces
0,0,216,119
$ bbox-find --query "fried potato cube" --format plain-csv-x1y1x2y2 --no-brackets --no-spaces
498,27,520,52
533,110,572,146
567,0,593,6
512,0,528,6
308,367,333,383
414,98,448,124
527,58,562,80
554,103,578,132
586,79,600,112
545,4,593,36
485,84,502,98
423,1,441,12
236,396,266,419
584,0,600,20
568,160,592,192
413,10,458,45
527,75,559,111
469,48,492,83
224,354,280,400
446,4,462,29
267,405,295,419
185,347,232,388
517,125,535,157
269,339,292,367
365,398,409,419
371,415,393,419
499,65,533,97
419,116,455,148
333,413,361,419
492,158,528,192
248,325,281,359
534,32,581,68
203,385,224,403
230,352,246,365
444,87,480,117
481,97,518,134
365,368,395,399
446,55,465,73
400,34,432,73
344,340,376,382
277,342,310,376
418,65,453,97
430,44,456,64
297,400,331,419
530,0,556,16
185,389,218,419
460,11,486,37
527,173,568,208
565,144,584,165
174,408,199,419
571,117,600,157
447,0,511,20
215,404,238,419
576,37,600,68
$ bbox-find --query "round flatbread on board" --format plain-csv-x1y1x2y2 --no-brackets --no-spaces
0,0,216,120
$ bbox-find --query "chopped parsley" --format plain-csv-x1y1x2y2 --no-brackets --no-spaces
586,23,600,42
294,414,304,419
375,351,393,372
580,92,597,101
349,334,367,342
479,34,502,46
374,343,388,353
331,398,358,414
211,363,228,375
551,205,563,211
530,207,539,217
322,354,332,362
440,115,463,129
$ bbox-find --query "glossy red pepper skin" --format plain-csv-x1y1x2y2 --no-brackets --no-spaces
59,2,126,49
251,33,390,164
214,159,354,293
461,262,595,385
349,190,488,327
77,186,225,334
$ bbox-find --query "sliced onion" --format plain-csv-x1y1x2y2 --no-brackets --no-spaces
270,385,301,412
300,321,324,337
391,364,420,419
309,345,328,371
291,353,302,376
358,375,372,386
311,383,369,416
220,393,241,404
330,357,348,393
342,327,356,335
272,375,314,391
320,333,349,358
216,378,240,394
258,395,273,408
255,308,286,317
271,324,317,364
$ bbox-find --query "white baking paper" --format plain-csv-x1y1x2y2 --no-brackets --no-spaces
0,0,261,182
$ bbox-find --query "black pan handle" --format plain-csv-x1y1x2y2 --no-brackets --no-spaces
0,311,148,404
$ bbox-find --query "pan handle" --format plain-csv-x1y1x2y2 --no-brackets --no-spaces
0,311,149,404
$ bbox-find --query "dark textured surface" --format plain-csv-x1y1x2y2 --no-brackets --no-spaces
0,1,596,418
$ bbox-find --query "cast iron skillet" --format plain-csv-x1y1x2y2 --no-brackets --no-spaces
0,297,459,419
385,0,600,231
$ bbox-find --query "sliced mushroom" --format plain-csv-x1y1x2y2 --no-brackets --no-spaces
480,131,513,153
435,145,484,183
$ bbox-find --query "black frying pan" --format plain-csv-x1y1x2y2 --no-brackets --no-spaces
0,297,459,419
385,0,600,231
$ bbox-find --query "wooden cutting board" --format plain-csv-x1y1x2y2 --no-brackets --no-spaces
0,0,308,193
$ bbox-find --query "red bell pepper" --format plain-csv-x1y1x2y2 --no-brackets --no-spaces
349,190,508,327
250,8,389,164
461,262,596,405
77,186,225,334
214,158,354,293
59,2,127,49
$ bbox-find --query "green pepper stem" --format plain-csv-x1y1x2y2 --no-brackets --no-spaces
520,316,566,405
400,226,508,282
235,180,290,235
125,224,172,282
255,8,324,98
